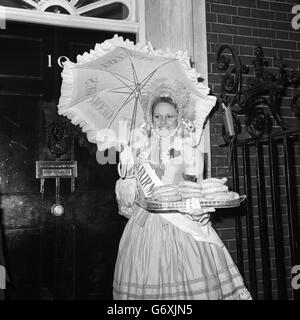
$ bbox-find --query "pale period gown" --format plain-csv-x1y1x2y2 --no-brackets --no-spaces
113,130,251,300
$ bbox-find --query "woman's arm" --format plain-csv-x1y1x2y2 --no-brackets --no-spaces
115,177,137,219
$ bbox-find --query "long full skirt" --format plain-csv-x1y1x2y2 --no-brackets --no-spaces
113,213,251,300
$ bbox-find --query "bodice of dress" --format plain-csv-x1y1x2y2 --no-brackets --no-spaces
145,136,184,181
134,131,201,200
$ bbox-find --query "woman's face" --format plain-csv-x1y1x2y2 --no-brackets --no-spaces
152,101,178,137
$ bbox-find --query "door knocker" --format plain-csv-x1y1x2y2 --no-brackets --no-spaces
36,116,77,216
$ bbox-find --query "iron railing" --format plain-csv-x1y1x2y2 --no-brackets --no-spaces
230,129,300,300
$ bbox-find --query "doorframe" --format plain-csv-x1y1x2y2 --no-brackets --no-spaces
144,0,212,178
192,0,212,178
0,0,146,43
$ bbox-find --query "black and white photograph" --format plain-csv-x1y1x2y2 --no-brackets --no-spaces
0,0,299,307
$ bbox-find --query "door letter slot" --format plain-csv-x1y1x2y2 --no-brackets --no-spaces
36,161,77,216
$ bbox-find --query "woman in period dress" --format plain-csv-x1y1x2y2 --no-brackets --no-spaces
113,79,251,300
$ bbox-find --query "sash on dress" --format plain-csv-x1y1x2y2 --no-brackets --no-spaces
135,160,224,247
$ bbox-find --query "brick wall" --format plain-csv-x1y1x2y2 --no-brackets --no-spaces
206,0,300,299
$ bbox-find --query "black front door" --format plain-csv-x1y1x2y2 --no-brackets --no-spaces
0,21,134,300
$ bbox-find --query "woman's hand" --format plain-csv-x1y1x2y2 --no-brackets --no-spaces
115,178,136,207
181,198,215,226
185,207,215,226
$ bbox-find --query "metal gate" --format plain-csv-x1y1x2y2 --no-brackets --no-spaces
230,130,300,300
216,44,300,300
